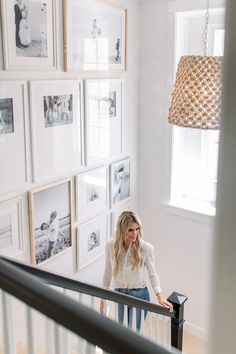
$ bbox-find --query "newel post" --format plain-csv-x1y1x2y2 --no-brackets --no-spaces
168,291,188,351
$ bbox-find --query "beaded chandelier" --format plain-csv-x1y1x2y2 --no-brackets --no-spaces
168,1,222,130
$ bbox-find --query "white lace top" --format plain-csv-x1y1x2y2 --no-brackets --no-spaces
103,239,161,294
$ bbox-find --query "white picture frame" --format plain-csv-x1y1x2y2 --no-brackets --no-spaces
110,158,131,207
1,0,57,71
29,177,74,265
30,80,83,182
0,197,23,257
63,0,127,72
0,81,30,194
76,166,108,224
77,214,107,270
85,79,122,166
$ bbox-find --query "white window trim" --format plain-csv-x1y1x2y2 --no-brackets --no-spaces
162,202,214,224
162,4,225,223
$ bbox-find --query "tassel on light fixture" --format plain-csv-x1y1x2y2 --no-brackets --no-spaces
168,0,222,130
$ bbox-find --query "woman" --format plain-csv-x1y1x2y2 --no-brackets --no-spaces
100,211,173,331
19,1,31,47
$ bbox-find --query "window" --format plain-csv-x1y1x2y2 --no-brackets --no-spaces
169,9,225,216
170,127,219,215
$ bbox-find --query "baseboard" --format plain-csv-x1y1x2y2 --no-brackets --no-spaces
184,322,208,341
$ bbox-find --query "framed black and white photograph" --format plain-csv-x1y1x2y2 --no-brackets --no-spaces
76,166,108,223
0,81,30,194
0,99,14,134
63,0,127,72
30,80,83,182
77,214,107,270
110,159,131,207
85,79,122,166
0,197,23,257
29,178,74,265
44,94,73,128
1,0,57,71
111,204,131,237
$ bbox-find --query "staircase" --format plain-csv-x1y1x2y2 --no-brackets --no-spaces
0,256,187,354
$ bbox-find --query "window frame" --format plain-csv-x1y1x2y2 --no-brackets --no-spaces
165,7,225,219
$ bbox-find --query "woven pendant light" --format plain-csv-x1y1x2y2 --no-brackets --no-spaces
168,1,222,130
168,55,222,129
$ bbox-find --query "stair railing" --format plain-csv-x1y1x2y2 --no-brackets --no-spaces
0,256,187,353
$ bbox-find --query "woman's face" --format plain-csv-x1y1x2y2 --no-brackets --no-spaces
125,222,140,245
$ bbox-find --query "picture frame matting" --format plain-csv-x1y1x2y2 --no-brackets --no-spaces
30,79,83,182
76,166,108,223
77,213,107,270
85,79,122,166
0,81,30,194
0,196,24,258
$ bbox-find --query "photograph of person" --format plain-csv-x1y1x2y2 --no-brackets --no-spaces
0,99,14,135
14,0,48,58
30,180,73,265
111,160,130,206
43,94,73,127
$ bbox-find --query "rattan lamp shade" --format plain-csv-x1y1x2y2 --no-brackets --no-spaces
168,55,222,129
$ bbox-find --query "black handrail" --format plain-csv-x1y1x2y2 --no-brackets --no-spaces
0,258,178,354
1,256,174,317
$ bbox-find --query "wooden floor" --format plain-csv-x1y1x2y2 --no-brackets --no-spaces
183,331,206,354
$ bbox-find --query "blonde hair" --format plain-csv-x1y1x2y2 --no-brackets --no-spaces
113,211,143,277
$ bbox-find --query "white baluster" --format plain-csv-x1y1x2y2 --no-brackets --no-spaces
0,290,4,352
159,315,165,344
90,296,95,310
101,348,109,354
163,317,171,349
53,322,60,354
85,341,96,354
132,307,136,332
139,309,144,335
109,300,115,320
123,305,128,327
26,306,34,354
168,318,171,348
147,312,152,339
76,293,86,353
104,300,109,317
2,291,16,354
45,318,54,354
60,289,69,354
78,292,82,303
154,313,159,341
114,302,118,323
77,336,86,354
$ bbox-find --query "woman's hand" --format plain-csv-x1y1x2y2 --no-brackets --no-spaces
100,298,105,314
157,293,174,312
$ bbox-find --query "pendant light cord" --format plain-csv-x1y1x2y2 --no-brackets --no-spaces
202,0,210,56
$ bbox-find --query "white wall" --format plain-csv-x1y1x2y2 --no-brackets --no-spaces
138,0,224,339
0,0,140,283
209,0,236,352
1,0,231,344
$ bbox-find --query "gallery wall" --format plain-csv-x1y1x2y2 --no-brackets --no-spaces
1,0,227,343
0,0,140,285
138,0,225,340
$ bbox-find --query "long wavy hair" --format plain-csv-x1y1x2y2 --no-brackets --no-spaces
113,211,143,277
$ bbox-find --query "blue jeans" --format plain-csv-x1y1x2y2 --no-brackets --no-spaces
115,287,150,331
